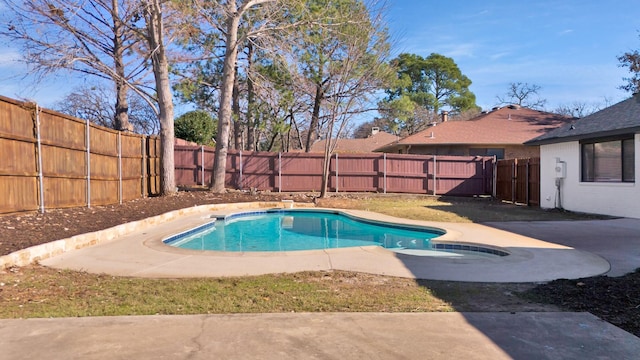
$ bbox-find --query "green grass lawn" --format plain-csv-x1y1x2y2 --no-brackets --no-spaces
317,195,606,223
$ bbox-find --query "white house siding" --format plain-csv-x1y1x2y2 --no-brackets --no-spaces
539,134,640,219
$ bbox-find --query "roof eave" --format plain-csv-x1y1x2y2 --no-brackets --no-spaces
526,126,640,146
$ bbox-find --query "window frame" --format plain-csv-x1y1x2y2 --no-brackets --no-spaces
580,135,635,183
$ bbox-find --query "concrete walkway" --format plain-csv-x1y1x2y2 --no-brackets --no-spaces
7,207,640,359
2,312,639,359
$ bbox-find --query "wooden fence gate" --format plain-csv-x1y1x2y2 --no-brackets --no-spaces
495,158,540,206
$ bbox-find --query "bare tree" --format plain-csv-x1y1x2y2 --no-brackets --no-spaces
259,0,393,153
553,101,595,118
553,97,613,118
139,0,176,195
250,58,312,151
183,0,311,192
618,36,640,94
212,0,265,192
2,0,180,194
496,82,547,109
56,83,160,134
312,0,392,197
0,0,151,131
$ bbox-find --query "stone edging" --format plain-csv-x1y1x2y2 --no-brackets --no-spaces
0,201,307,269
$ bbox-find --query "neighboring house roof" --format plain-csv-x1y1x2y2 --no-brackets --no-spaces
310,131,398,153
526,94,640,145
175,138,198,146
376,105,573,151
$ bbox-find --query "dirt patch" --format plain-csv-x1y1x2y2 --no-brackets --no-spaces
523,270,640,337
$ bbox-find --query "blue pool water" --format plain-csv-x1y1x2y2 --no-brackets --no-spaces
164,210,445,252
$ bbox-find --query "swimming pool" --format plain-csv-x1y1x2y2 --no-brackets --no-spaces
164,209,446,252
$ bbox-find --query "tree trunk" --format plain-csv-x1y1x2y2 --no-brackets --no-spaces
319,112,337,198
291,110,303,150
266,131,278,151
232,64,242,150
114,79,130,131
112,0,131,132
145,0,175,195
246,42,256,151
305,84,323,152
319,153,331,198
211,0,276,191
211,2,241,192
285,112,294,152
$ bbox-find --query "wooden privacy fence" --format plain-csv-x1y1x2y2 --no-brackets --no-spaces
0,96,160,214
175,146,495,196
495,158,540,206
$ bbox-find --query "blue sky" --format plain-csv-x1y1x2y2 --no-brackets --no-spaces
1,0,639,114
387,0,640,111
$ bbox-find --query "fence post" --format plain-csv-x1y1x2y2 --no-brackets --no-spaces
482,158,486,194
525,159,530,205
118,132,122,204
141,136,147,198
34,104,45,213
335,153,339,193
86,119,91,207
278,152,282,193
239,150,243,190
432,155,437,196
511,159,517,203
383,153,387,194
201,145,205,186
492,156,497,198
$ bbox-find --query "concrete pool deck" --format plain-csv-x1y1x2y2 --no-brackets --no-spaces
37,202,612,282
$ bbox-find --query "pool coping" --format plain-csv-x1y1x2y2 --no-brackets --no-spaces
21,201,612,282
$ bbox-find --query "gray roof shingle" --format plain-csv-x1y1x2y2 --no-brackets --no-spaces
526,94,640,145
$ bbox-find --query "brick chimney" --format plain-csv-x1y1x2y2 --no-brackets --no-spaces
441,111,449,122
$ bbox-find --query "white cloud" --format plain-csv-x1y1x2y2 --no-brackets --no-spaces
440,43,478,58
489,52,510,61
0,49,28,92
458,9,490,20
0,50,21,67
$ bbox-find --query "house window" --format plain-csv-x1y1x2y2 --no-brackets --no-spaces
469,148,505,159
581,137,635,182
